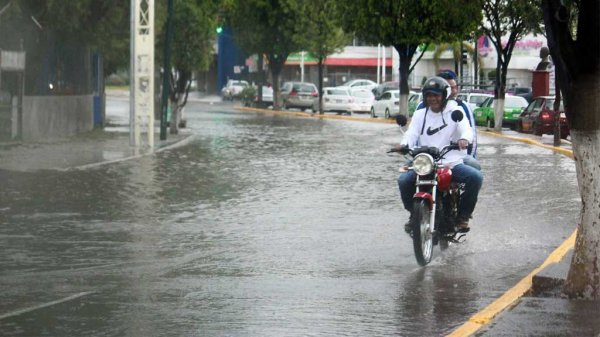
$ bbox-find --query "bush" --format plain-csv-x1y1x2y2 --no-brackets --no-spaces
239,86,257,106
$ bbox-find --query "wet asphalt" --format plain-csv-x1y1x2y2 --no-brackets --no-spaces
0,99,581,336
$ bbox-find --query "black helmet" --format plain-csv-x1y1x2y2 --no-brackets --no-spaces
422,76,451,102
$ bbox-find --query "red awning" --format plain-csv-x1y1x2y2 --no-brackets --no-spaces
286,58,393,67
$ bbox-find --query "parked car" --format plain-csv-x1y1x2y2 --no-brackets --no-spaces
349,88,375,114
312,87,354,114
408,91,422,117
370,90,400,118
474,95,529,129
254,86,274,108
371,81,399,99
509,86,534,103
457,92,494,112
517,96,569,138
341,79,378,91
221,80,249,100
280,82,319,111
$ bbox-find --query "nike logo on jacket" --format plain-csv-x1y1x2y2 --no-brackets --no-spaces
401,100,473,167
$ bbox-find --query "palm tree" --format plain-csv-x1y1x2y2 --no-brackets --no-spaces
432,41,483,83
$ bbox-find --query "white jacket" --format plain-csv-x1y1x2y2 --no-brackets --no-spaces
401,100,473,168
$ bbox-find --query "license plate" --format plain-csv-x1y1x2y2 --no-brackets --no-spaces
336,99,342,103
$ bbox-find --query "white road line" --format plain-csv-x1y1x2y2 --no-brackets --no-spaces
0,291,94,320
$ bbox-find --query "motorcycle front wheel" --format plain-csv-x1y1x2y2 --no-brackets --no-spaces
411,200,434,266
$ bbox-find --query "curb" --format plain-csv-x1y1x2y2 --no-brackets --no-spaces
64,133,195,171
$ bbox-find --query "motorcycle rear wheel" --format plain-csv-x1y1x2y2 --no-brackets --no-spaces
411,200,434,266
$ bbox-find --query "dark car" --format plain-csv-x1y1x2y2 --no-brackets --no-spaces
517,96,569,138
509,86,533,103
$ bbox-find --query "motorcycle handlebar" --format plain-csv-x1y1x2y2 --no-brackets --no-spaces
388,142,462,155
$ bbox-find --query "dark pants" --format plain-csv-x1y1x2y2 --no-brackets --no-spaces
398,163,483,219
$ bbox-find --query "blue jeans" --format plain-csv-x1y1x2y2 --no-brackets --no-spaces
397,164,483,219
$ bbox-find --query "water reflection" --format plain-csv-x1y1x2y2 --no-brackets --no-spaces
0,104,581,336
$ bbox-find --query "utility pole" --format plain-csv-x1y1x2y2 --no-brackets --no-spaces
130,0,155,147
160,0,173,141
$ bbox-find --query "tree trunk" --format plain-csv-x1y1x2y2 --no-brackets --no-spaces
318,59,324,114
562,74,600,299
168,69,191,134
543,0,600,299
268,56,285,110
394,43,417,117
493,57,507,132
565,129,600,298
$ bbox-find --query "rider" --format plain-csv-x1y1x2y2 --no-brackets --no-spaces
397,76,483,232
417,69,480,170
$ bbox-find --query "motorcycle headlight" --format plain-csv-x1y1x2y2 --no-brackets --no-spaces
413,153,434,175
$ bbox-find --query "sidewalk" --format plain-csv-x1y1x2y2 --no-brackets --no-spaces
0,90,191,172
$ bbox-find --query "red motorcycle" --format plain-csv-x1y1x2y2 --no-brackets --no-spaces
391,143,467,266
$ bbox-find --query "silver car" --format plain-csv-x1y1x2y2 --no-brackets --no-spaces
280,82,318,111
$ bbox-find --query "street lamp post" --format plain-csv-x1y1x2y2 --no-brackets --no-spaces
160,0,173,141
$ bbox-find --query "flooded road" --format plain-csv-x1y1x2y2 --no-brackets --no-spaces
0,101,580,336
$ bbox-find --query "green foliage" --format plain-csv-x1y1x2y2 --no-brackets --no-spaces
170,0,218,73
239,86,257,106
226,0,307,107
19,0,130,75
341,0,482,47
296,0,350,61
482,0,542,100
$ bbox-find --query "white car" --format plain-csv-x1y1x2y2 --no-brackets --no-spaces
313,87,354,114
341,79,378,91
457,92,494,112
370,90,400,118
221,80,249,100
349,89,375,113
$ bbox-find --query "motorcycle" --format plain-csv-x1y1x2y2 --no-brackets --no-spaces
390,113,468,266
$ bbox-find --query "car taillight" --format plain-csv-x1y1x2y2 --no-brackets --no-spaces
540,112,551,120
290,89,298,96
311,91,318,97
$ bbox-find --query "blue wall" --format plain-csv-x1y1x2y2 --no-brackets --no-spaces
217,27,247,93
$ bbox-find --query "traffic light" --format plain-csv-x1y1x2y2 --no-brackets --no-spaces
461,50,468,65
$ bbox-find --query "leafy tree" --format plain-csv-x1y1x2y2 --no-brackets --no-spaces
542,0,600,299
164,0,218,134
431,41,482,79
481,0,542,131
341,0,481,116
296,0,350,114
17,0,130,76
225,0,305,109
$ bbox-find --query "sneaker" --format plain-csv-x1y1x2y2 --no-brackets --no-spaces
456,216,470,233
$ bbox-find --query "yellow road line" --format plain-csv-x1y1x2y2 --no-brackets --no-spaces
480,130,574,158
448,130,576,336
447,230,576,336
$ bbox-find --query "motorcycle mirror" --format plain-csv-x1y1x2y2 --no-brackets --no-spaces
395,114,408,127
451,110,464,122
